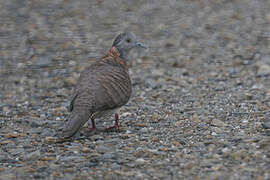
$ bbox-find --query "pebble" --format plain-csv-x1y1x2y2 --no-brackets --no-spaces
96,146,111,153
0,154,9,162
103,152,115,160
64,77,77,86
262,115,270,129
4,132,25,138
135,158,146,164
35,55,52,68
24,150,41,161
257,63,270,76
211,119,227,127
139,127,148,133
85,162,98,167
145,78,158,89
44,136,57,144
81,147,91,153
40,156,56,161
60,156,83,162
41,128,56,136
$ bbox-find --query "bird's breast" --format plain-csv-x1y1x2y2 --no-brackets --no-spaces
97,68,132,108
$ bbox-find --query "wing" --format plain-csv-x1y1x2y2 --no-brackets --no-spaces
71,62,132,113
68,93,77,112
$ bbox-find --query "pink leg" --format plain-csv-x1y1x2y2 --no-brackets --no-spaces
105,113,120,132
114,114,119,131
89,118,96,131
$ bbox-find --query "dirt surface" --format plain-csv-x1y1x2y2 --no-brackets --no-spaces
0,0,270,179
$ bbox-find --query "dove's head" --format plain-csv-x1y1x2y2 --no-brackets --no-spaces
112,32,147,59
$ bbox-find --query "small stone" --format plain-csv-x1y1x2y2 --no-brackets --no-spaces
63,168,74,173
150,112,160,123
35,55,52,68
183,162,193,169
140,127,148,133
26,167,37,173
24,150,41,161
96,146,110,153
64,76,77,86
0,173,15,179
4,132,25,138
135,158,145,164
135,123,147,127
262,115,270,129
212,127,223,133
212,164,222,171
111,162,120,169
9,148,25,155
3,106,10,113
40,156,56,161
44,136,57,144
0,140,14,145
245,93,253,100
0,167,5,172
145,78,158,89
52,171,60,177
121,112,132,117
211,119,227,127
228,150,248,160
61,156,82,162
103,152,114,159
171,140,180,146
259,139,270,149
85,162,98,167
120,134,131,139
81,147,91,153
257,63,270,76
125,130,132,134
41,128,56,137
0,154,9,162
152,137,159,142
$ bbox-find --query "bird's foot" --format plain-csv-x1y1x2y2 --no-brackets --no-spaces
89,127,97,132
105,124,120,132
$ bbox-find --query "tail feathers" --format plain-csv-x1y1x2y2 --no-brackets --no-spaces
61,110,91,139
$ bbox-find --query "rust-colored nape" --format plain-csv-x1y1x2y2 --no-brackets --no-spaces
107,46,121,57
105,46,125,66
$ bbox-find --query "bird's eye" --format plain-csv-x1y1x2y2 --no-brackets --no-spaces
126,38,131,43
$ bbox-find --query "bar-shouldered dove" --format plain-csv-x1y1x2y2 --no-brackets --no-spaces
60,32,146,140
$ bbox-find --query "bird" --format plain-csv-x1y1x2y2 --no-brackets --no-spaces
60,32,146,140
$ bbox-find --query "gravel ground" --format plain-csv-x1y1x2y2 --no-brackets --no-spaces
1,0,270,179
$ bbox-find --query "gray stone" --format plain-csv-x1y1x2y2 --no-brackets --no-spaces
263,116,270,129
96,146,111,153
257,63,270,76
35,55,52,68
103,152,114,160
24,150,41,161
211,119,227,127
145,78,158,89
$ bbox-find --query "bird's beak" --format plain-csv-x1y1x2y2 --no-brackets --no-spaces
136,42,147,49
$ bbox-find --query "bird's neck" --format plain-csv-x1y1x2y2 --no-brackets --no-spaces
107,46,121,58
105,46,127,66
109,46,130,60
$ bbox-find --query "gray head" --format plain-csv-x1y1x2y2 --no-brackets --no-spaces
112,32,146,59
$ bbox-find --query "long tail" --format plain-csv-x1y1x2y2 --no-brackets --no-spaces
61,110,92,139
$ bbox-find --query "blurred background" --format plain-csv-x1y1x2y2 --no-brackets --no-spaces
1,0,270,110
0,0,270,179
